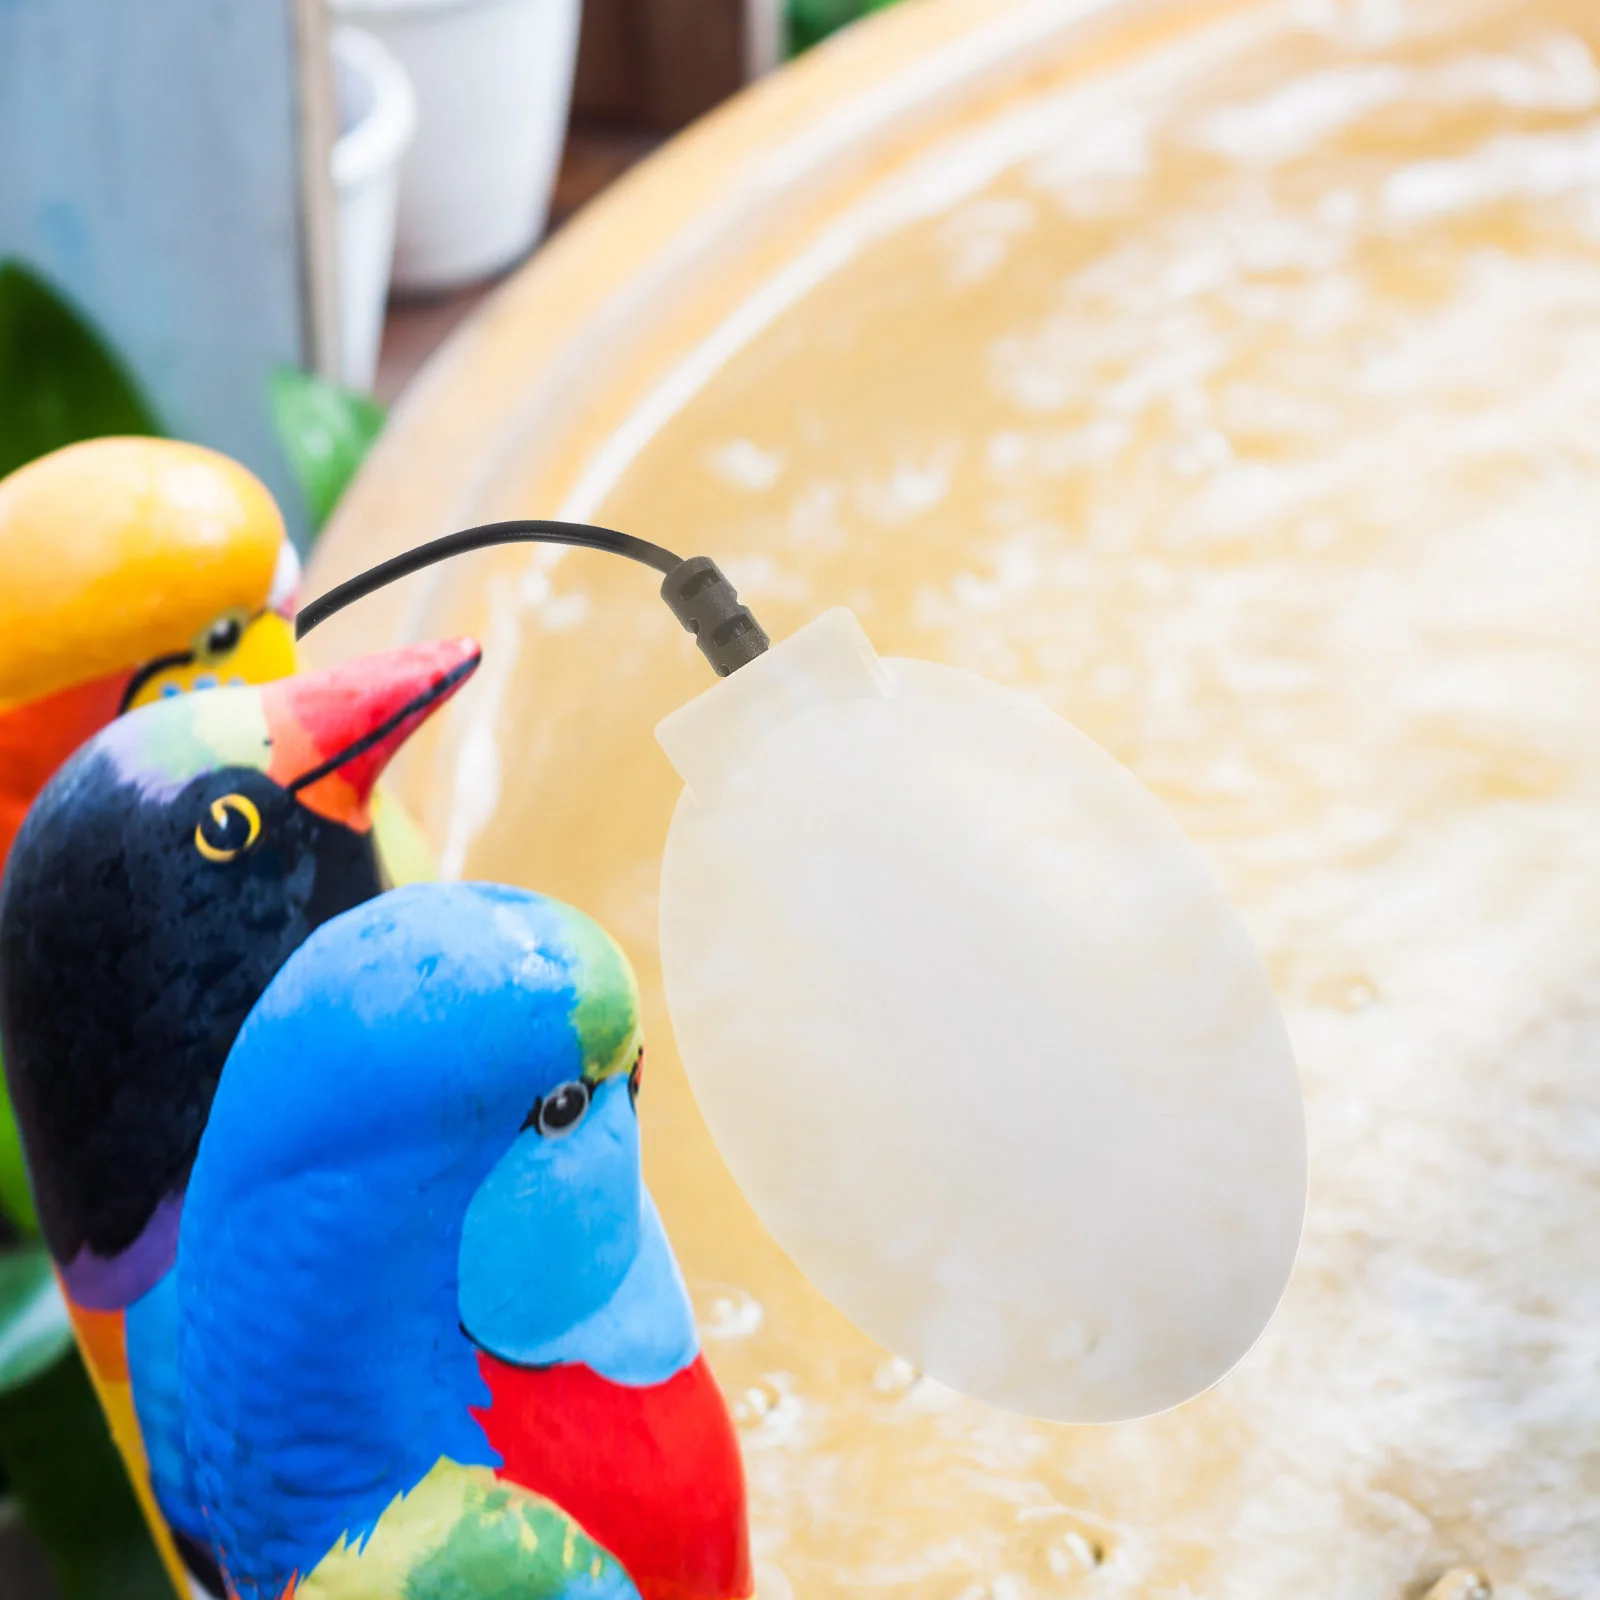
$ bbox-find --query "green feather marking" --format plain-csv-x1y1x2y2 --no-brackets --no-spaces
296,1460,638,1600
128,689,271,795
556,906,642,1085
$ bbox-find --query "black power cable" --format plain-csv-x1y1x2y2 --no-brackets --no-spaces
295,519,769,677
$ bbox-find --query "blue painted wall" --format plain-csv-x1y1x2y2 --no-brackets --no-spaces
0,0,312,542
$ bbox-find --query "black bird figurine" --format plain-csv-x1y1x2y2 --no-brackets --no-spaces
0,635,480,1592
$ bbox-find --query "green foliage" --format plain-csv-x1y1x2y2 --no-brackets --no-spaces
786,0,905,56
0,1248,72,1394
0,1334,171,1600
0,261,162,480
0,1082,38,1237
269,366,385,536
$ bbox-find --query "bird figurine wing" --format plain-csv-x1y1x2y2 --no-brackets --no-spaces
291,1459,640,1600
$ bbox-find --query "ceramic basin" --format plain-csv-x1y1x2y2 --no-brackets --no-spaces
307,1,1600,1593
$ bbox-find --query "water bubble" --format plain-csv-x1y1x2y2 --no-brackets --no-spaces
733,1378,781,1426
731,1373,805,1448
1017,1511,1110,1584
696,1283,765,1341
872,1355,922,1397
1051,1530,1105,1573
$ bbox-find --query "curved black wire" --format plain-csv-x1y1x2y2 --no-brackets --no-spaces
295,520,685,639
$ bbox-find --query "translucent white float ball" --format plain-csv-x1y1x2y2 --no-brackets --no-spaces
657,609,1305,1423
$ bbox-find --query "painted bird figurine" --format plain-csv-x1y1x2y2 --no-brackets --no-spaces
0,638,480,1594
0,437,303,862
176,881,752,1600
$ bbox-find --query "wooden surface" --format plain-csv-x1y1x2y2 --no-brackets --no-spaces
311,0,1600,1594
575,0,750,129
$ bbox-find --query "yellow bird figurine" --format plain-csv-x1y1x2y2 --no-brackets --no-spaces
0,436,299,857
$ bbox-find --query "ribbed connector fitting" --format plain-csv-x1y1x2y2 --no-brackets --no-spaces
660,556,770,677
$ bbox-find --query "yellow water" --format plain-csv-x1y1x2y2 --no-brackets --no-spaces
389,1,1600,1592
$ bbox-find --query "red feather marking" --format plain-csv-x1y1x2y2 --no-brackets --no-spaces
0,667,129,866
475,1353,752,1600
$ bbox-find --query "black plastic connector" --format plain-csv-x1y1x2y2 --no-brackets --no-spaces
661,557,770,677
295,519,773,682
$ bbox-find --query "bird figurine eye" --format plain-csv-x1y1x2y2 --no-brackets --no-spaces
197,610,247,662
523,1080,590,1138
194,794,263,863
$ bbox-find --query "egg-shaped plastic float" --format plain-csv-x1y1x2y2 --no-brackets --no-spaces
658,607,1304,1422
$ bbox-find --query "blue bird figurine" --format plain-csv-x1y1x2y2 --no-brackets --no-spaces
176,881,752,1600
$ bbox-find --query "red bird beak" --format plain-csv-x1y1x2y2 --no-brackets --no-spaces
262,637,481,831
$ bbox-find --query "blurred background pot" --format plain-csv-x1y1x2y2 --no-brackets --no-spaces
330,26,415,391
330,0,582,295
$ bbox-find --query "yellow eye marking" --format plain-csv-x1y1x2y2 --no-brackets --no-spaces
194,793,262,862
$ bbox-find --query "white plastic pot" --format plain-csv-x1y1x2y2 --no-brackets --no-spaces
330,0,582,294
331,26,416,390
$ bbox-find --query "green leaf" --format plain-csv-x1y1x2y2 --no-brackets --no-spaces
0,1247,71,1394
0,1059,39,1236
269,366,385,535
0,260,162,479
786,0,903,55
